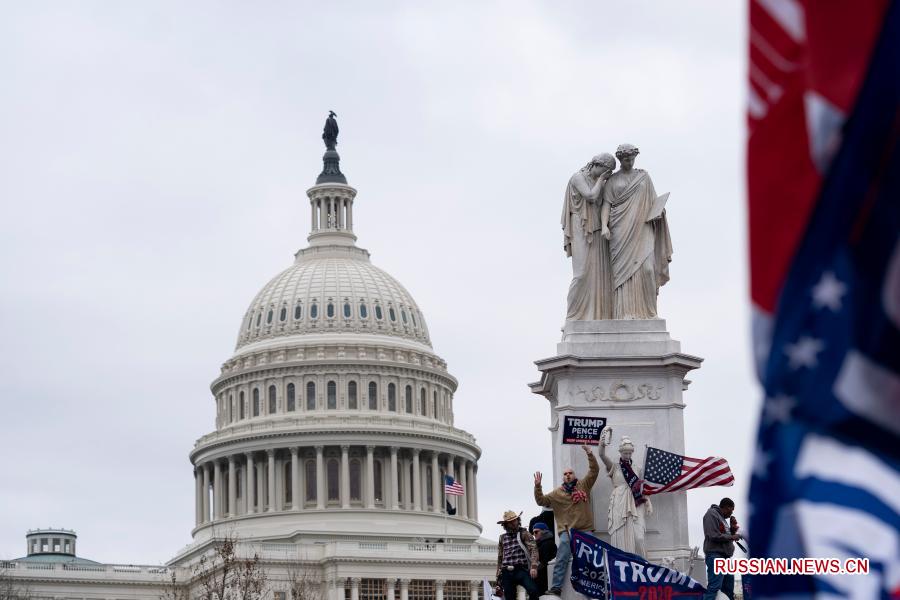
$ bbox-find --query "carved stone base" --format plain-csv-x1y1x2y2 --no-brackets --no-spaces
530,319,703,592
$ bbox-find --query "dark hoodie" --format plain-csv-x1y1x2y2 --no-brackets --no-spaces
702,504,735,556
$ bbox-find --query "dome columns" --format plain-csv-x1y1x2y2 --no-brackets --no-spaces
307,184,357,247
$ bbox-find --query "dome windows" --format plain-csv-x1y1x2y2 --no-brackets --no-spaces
268,385,277,414
343,302,351,318
266,309,273,324
294,304,303,320
310,303,318,319
401,309,408,324
327,380,337,409
252,388,260,417
256,312,262,327
375,304,383,320
287,383,296,412
368,382,378,410
389,307,397,322
359,303,368,319
420,388,427,415
405,385,413,413
326,303,335,318
239,391,245,419
279,307,287,322
411,311,417,327
388,383,397,411
348,381,358,409
306,382,316,410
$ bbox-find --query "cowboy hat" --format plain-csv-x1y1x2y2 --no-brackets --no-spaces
496,510,523,524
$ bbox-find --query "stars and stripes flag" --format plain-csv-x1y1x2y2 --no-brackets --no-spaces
748,0,900,597
641,447,734,496
444,475,464,496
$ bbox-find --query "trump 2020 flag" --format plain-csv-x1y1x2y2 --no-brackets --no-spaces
569,529,705,599
748,0,900,597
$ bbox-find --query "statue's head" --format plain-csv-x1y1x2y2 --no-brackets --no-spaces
615,143,639,171
618,436,635,461
586,153,615,178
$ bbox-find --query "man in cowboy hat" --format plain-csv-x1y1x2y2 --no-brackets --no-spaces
494,510,540,600
534,444,599,596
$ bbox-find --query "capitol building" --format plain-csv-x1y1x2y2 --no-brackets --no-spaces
2,127,496,600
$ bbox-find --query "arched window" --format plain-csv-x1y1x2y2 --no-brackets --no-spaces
294,304,302,320
287,383,295,411
268,385,277,414
327,381,337,409
310,303,318,319
433,390,438,419
266,309,273,324
349,459,361,501
405,385,413,413
411,311,417,327
252,389,260,416
284,462,292,505
375,304,383,320
388,383,397,411
326,303,335,318
348,381,358,409
343,302,351,318
368,382,378,410
306,382,316,410
374,460,383,503
359,303,368,319
228,394,233,422
389,307,396,322
279,307,286,321
246,315,252,331
239,391,245,419
327,459,339,502
401,309,408,324
305,460,316,503
420,388,427,415
256,312,262,326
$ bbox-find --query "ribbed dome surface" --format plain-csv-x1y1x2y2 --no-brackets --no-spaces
235,247,431,350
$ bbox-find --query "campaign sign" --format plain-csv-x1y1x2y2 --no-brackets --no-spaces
570,529,706,599
562,416,607,445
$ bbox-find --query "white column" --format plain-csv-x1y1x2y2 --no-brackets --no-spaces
399,579,410,600
466,462,476,519
213,461,222,519
412,449,421,511
435,580,445,600
390,447,400,510
194,468,202,526
256,460,264,514
267,450,276,512
386,579,396,600
291,447,300,510
202,463,210,522
245,453,255,514
316,445,325,509
347,198,353,231
365,445,375,509
311,199,316,231
228,456,237,517
350,578,360,600
341,445,351,509
431,452,441,513
458,460,468,519
469,581,479,600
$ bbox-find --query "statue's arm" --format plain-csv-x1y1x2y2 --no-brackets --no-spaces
598,439,614,472
600,200,611,239
570,174,605,203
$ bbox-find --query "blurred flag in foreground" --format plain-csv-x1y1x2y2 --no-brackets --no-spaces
748,0,900,597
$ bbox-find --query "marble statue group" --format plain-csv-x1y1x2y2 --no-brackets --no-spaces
562,144,673,321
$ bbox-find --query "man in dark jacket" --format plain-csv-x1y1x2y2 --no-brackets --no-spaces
531,522,558,595
702,498,741,600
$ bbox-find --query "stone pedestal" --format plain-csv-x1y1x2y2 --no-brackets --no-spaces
530,319,702,593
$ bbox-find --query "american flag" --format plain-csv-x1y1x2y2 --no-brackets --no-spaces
444,475,464,496
641,447,734,496
748,1,900,597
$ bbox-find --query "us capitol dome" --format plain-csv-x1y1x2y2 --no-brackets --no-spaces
4,119,495,600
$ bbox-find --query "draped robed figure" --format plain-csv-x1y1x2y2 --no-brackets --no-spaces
601,145,673,319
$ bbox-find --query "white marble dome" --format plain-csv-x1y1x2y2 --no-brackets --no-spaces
235,245,432,350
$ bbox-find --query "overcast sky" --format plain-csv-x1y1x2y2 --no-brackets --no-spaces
0,2,751,564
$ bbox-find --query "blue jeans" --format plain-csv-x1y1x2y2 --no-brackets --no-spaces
550,530,572,591
703,553,734,600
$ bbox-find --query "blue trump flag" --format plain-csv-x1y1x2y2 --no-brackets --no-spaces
569,530,705,599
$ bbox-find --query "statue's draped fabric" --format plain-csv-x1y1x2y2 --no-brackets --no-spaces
607,463,652,557
562,172,612,320
603,169,673,319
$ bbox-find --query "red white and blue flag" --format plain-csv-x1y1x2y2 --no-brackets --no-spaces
444,475,464,496
748,0,900,597
641,447,734,496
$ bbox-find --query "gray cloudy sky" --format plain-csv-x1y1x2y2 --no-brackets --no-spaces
0,2,751,564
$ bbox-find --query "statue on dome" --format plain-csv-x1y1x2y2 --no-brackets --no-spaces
323,111,339,151
562,145,673,321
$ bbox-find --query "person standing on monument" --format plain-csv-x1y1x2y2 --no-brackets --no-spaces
599,434,652,557
533,444,600,596
494,510,541,600
600,144,673,319
562,153,616,321
531,523,557,595
702,498,740,600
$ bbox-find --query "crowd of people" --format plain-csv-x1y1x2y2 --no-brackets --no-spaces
492,443,742,600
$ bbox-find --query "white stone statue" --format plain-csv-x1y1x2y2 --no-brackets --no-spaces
599,431,652,557
561,154,616,320
600,144,673,319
